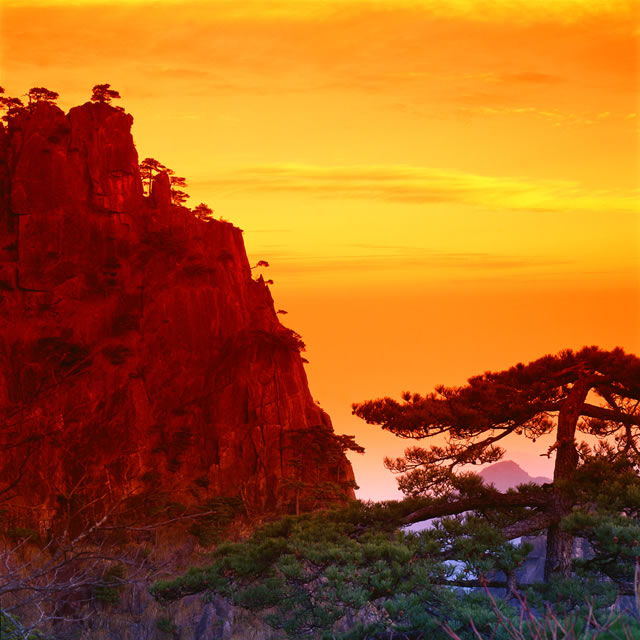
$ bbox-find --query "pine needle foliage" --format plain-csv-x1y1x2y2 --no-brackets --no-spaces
152,502,542,639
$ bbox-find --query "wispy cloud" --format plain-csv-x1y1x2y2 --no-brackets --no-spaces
196,164,639,213
454,104,632,126
462,71,566,86
294,253,565,271
251,248,577,281
3,0,634,101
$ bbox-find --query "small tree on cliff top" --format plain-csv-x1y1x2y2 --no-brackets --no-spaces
167,174,190,206
139,158,190,204
0,86,60,122
26,87,59,110
193,203,214,220
91,83,121,104
139,157,165,196
352,346,640,580
0,88,26,122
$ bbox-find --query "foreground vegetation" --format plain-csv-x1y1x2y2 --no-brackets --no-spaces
152,494,640,639
150,344,640,637
150,347,638,638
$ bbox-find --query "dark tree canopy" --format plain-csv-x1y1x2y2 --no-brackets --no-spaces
139,157,165,196
168,174,186,189
138,158,190,204
354,346,640,475
27,87,59,109
170,189,189,206
193,203,214,220
0,87,56,122
353,346,640,579
168,175,189,206
0,87,25,123
91,83,121,104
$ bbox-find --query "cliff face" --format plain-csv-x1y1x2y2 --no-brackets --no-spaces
0,101,355,529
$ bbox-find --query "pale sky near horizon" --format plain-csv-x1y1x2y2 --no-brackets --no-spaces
2,0,638,500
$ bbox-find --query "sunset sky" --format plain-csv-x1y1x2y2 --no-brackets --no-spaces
2,0,638,500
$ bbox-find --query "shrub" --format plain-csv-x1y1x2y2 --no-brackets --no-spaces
156,616,177,636
93,564,126,605
152,502,640,639
0,610,46,640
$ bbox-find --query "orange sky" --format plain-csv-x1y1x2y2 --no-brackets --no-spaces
2,0,638,500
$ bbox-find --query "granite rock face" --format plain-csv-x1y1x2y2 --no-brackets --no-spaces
0,101,355,530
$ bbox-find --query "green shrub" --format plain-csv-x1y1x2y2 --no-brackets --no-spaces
0,610,46,639
93,564,126,605
156,616,177,636
152,501,640,640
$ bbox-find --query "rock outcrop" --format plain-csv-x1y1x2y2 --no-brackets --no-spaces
0,101,355,531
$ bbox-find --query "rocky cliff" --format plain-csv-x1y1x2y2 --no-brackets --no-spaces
0,100,355,532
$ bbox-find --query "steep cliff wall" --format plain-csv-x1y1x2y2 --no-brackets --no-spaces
0,101,355,530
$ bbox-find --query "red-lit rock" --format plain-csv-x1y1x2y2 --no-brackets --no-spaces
150,170,171,210
0,102,355,531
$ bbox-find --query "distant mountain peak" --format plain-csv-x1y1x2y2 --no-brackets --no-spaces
479,460,551,492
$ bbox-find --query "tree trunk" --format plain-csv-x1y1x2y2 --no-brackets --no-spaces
544,523,574,581
544,378,592,580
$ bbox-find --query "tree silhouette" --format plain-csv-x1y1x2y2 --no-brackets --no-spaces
193,203,214,220
352,346,640,580
138,159,190,204
0,88,26,123
26,87,59,110
1,86,59,122
170,189,189,206
168,174,189,206
91,83,121,104
139,157,165,196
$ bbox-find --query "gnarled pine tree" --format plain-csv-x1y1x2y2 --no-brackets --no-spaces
352,346,640,579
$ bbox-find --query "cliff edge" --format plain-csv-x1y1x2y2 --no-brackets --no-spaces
0,101,356,533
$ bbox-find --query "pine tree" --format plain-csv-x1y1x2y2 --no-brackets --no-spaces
139,157,165,196
168,175,189,205
0,88,26,122
193,203,214,220
352,346,640,580
91,83,121,104
26,87,59,110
